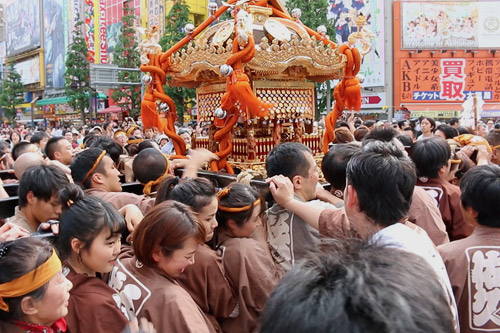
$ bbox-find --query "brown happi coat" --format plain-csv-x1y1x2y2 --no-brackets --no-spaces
109,255,216,333
63,264,129,333
408,186,449,246
416,177,473,241
176,244,237,332
266,197,338,271
318,208,378,240
438,225,500,333
217,231,283,333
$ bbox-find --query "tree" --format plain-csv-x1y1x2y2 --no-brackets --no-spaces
64,19,90,125
159,0,196,123
111,0,141,118
285,0,336,118
0,63,25,122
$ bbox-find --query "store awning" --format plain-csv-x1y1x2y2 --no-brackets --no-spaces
480,104,500,118
36,93,107,106
99,106,123,114
406,103,500,118
91,92,107,99
36,97,68,106
406,104,461,118
359,109,388,115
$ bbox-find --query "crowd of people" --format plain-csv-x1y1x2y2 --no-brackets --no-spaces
0,114,499,333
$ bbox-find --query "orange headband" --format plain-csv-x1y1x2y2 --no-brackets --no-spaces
114,130,126,139
81,150,107,185
141,154,170,196
126,125,140,137
492,144,500,150
0,249,61,311
127,138,143,145
217,187,261,213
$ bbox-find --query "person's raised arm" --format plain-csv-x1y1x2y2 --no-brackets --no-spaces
118,204,144,243
0,222,29,242
170,148,219,179
0,178,8,199
267,175,323,230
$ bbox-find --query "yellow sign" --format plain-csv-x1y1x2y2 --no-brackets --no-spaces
410,110,460,118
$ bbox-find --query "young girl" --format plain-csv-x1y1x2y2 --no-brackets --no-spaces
109,200,216,332
215,182,283,333
155,177,237,331
0,237,73,333
57,184,129,333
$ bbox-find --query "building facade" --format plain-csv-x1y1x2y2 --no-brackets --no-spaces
0,0,210,125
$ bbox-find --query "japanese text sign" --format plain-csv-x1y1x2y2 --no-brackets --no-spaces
398,58,500,103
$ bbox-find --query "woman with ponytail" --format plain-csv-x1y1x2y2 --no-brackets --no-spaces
57,184,129,333
155,177,237,332
215,182,282,333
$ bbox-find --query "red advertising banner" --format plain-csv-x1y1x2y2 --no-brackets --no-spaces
84,0,95,62
398,57,500,103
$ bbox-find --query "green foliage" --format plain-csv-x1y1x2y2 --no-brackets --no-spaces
160,0,192,50
219,7,233,22
285,0,336,117
285,0,335,40
0,63,25,122
111,0,141,118
160,0,196,123
64,19,90,124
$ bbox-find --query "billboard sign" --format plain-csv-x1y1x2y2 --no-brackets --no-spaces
398,58,500,103
5,0,41,56
401,1,500,50
94,0,108,64
148,0,165,35
15,56,41,85
328,0,385,87
84,0,95,62
106,22,122,61
0,42,6,65
44,0,65,88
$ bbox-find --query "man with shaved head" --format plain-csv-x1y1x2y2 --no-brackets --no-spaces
14,152,45,179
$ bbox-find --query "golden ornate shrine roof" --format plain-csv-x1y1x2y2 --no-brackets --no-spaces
167,5,346,88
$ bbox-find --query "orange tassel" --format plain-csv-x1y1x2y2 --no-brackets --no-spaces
322,44,361,152
141,91,161,130
139,54,186,156
343,47,361,111
221,35,272,119
210,21,273,173
221,70,273,119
